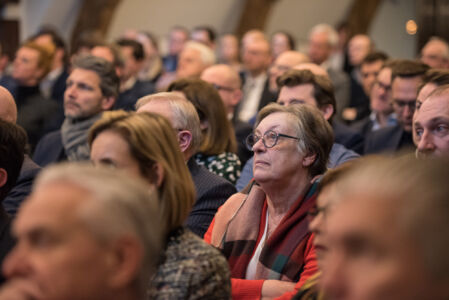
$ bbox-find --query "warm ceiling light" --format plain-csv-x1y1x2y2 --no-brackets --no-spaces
406,20,418,35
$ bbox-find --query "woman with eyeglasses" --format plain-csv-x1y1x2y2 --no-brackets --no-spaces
204,103,334,299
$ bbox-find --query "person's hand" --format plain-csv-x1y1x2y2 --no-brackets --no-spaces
0,279,42,300
261,279,296,299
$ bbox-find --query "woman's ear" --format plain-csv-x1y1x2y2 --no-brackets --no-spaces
302,153,316,168
153,162,164,188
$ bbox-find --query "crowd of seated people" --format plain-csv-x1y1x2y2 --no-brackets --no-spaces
0,20,448,300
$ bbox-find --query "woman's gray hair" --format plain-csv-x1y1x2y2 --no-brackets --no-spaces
33,162,162,296
256,103,334,177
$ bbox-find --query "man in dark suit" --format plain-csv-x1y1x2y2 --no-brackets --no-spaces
0,86,41,215
365,60,429,154
236,37,277,123
201,64,253,166
136,92,236,237
0,120,27,283
33,55,119,167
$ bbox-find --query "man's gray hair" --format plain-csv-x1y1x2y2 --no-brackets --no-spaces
336,155,449,280
309,23,339,48
183,41,216,66
33,163,162,296
72,54,120,98
136,92,202,152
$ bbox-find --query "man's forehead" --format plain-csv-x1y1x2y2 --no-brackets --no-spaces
420,94,449,117
15,182,90,234
69,68,100,82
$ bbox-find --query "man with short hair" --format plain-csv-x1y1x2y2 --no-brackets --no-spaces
0,163,162,300
236,37,276,123
345,51,389,121
136,92,236,237
0,42,60,149
191,25,216,49
201,64,253,165
33,55,119,166
0,86,41,215
414,84,449,158
0,120,27,284
114,39,155,110
236,69,360,191
307,24,350,120
365,59,429,153
176,41,216,79
163,26,190,72
322,156,449,300
351,60,398,138
420,36,449,69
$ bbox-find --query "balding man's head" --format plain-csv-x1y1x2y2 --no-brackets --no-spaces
269,51,310,91
201,64,242,114
0,86,17,123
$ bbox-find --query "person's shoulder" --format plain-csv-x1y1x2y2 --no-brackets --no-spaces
33,130,64,166
364,124,403,154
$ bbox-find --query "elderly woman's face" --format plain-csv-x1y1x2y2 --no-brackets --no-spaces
90,130,143,179
252,112,304,184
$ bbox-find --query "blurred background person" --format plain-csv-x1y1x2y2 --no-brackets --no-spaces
217,33,241,71
271,30,296,59
420,36,449,69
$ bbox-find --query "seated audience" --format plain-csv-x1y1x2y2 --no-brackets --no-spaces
414,84,449,158
89,111,231,299
322,155,449,300
168,78,241,184
365,59,429,154
1,163,162,300
0,120,27,284
136,92,237,237
420,36,449,69
205,103,334,299
351,60,398,137
33,55,118,166
0,86,40,215
201,64,253,166
0,42,59,150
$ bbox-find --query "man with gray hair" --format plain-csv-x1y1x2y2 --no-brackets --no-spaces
136,92,236,237
33,55,119,167
322,155,449,300
420,36,449,69
308,24,350,120
177,41,216,79
0,163,162,300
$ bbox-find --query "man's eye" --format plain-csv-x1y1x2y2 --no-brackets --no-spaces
415,127,423,138
435,124,449,136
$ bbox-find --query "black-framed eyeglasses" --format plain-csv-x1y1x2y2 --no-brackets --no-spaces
212,83,235,92
245,130,300,150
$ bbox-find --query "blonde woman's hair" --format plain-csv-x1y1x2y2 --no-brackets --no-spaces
88,110,196,233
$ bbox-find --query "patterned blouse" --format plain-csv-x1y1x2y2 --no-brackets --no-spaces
194,152,241,185
148,227,231,300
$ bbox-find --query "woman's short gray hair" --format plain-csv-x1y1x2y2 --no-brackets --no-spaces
256,103,334,177
34,163,162,296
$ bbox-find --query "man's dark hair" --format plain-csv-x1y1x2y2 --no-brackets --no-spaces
192,26,216,43
277,69,336,115
418,69,449,94
361,51,389,66
391,59,430,81
116,38,145,61
0,120,27,201
273,30,296,50
72,55,120,98
32,25,69,65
